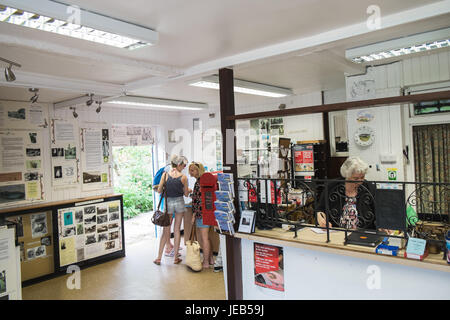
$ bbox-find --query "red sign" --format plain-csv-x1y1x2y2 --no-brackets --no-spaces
254,243,284,292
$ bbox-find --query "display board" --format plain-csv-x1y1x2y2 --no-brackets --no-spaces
0,129,44,205
50,119,80,187
111,124,155,147
6,211,54,282
80,124,112,191
57,199,123,267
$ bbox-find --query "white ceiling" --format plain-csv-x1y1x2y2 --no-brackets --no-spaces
0,0,449,107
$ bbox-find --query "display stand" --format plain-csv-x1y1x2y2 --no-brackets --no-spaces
0,194,125,287
0,228,22,300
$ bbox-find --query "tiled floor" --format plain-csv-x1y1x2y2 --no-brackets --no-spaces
22,213,226,300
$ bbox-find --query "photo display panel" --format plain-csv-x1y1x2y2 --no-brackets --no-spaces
57,199,122,267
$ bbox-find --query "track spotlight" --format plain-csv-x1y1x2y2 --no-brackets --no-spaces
29,88,39,103
96,101,102,113
1,57,21,82
86,94,94,106
70,107,78,118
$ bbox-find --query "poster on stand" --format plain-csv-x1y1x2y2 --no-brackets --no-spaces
50,119,79,187
57,199,122,267
254,243,284,292
294,144,314,176
80,124,111,191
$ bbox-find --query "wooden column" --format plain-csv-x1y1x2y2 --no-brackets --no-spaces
219,68,243,300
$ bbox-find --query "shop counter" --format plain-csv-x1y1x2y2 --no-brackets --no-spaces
231,227,450,299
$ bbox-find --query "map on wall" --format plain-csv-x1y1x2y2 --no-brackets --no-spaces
346,67,376,101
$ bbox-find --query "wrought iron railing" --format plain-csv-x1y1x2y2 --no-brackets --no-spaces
237,177,449,259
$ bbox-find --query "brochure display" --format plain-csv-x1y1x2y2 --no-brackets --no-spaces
214,173,236,235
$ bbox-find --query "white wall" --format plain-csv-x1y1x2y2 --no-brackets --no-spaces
345,50,450,182
0,100,182,209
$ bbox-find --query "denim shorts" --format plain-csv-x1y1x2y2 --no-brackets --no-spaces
196,217,210,229
166,196,186,215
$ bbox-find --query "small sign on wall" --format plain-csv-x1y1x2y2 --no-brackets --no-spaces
387,168,397,181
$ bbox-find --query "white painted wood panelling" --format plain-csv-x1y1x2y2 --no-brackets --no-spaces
403,51,450,86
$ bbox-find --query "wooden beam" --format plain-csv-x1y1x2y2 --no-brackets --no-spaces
219,68,243,300
227,90,450,121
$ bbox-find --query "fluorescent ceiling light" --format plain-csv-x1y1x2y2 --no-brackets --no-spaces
0,0,158,49
189,75,293,98
346,27,450,63
105,96,208,111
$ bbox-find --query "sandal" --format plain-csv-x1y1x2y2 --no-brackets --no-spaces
153,259,161,265
165,248,175,257
173,258,182,264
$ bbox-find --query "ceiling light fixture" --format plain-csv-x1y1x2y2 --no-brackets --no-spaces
105,95,208,111
346,27,450,64
70,106,78,118
0,1,158,50
1,56,21,82
95,101,102,113
189,75,293,98
29,87,39,103
86,93,94,106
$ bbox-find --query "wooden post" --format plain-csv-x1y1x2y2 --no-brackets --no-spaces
219,68,243,300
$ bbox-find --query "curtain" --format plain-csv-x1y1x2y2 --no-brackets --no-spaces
413,123,450,221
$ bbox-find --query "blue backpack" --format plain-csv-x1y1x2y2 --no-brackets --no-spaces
153,165,169,209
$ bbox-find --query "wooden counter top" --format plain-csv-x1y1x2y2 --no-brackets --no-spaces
0,194,122,215
235,227,450,273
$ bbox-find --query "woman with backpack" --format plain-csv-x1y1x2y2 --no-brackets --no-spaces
153,155,191,265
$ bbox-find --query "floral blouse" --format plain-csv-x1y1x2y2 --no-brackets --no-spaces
192,180,202,219
339,197,359,229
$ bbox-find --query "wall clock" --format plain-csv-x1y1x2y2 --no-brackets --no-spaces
354,125,375,147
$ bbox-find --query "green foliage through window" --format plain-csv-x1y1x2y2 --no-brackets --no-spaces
112,146,153,219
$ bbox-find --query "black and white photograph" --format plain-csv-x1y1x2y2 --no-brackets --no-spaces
26,148,41,157
126,126,141,136
75,210,83,223
102,140,109,157
35,245,46,258
84,206,96,215
0,184,25,204
24,172,39,181
85,225,96,234
31,213,47,238
29,132,37,144
109,231,119,240
63,226,76,237
0,270,5,295
98,233,108,242
108,223,119,229
54,166,62,179
8,108,25,120
97,225,108,233
41,236,51,246
97,207,107,215
84,215,96,225
102,129,109,141
105,241,115,250
109,212,119,221
97,215,108,224
26,248,35,260
83,172,101,184
85,234,96,245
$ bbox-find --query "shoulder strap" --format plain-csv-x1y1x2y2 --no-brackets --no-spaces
190,224,197,242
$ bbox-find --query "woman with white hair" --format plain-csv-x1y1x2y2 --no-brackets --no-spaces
154,154,191,265
316,156,376,230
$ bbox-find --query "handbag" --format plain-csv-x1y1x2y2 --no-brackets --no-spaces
151,175,171,227
185,224,202,272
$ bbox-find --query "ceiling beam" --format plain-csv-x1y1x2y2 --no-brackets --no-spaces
0,70,124,96
226,90,450,120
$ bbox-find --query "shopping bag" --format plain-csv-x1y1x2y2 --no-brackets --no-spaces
186,225,202,272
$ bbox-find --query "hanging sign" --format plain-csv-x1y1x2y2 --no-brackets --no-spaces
294,144,314,176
